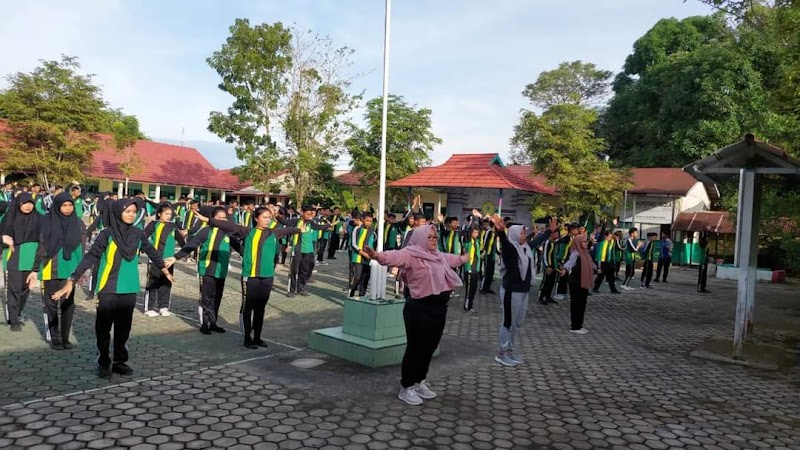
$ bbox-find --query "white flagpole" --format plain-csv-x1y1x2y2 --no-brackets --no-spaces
370,0,392,300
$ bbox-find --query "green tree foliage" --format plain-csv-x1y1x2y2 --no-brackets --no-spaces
207,19,292,198
208,21,356,207
522,61,613,108
603,8,800,166
512,62,629,220
0,56,141,188
345,95,441,206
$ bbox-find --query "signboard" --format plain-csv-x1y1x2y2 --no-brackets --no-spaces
480,201,496,216
624,196,674,225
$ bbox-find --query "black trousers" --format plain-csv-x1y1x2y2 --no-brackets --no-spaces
42,279,76,344
6,270,31,326
316,238,328,262
290,252,315,293
401,293,449,388
615,261,622,279
698,255,709,292
568,280,588,330
623,261,636,286
556,269,570,295
350,263,370,297
145,264,173,311
641,261,654,286
240,277,273,343
88,262,100,298
280,244,288,265
656,258,670,282
199,276,225,326
463,271,479,310
95,293,136,367
593,262,618,292
328,234,340,259
480,256,495,293
539,270,557,300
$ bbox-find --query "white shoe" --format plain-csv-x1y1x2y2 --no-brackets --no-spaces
415,380,437,399
570,328,589,334
159,308,171,317
507,352,524,365
144,310,160,318
398,386,423,405
553,294,565,301
494,353,518,367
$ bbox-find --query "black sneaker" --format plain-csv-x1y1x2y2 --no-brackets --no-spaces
209,324,226,333
611,290,622,294
243,341,258,350
199,325,211,335
546,298,559,304
50,342,64,350
97,365,112,379
112,362,133,376
286,292,296,298
253,340,269,348
298,291,310,297
10,323,21,332
538,299,548,305
62,341,74,350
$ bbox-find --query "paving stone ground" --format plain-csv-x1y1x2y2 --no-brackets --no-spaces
0,251,798,449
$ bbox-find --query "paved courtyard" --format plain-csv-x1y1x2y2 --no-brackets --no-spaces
0,252,798,450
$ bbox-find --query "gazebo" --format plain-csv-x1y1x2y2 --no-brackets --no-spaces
683,134,800,360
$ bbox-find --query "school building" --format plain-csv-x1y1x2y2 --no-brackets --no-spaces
336,153,714,232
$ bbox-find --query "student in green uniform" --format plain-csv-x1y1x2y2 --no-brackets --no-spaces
349,212,376,299
51,198,175,378
69,185,85,222
538,230,560,305
196,207,299,348
174,206,243,334
462,226,482,314
479,218,498,295
31,184,47,215
31,192,83,349
1,193,42,331
621,228,641,290
315,207,332,265
283,206,329,297
143,204,185,317
132,191,158,230
592,231,621,294
327,207,342,260
640,232,657,289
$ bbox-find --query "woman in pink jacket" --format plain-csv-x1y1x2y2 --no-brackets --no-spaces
364,224,468,406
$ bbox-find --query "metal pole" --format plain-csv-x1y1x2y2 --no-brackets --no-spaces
370,0,392,301
622,190,627,228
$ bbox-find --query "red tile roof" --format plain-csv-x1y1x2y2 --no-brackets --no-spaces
673,211,735,234
0,120,242,191
389,154,557,195
628,168,698,196
336,171,366,186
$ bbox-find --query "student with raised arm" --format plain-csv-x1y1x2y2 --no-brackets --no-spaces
51,199,175,379
194,207,300,349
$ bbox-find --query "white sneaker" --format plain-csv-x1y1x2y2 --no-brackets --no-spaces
507,352,524,365
415,380,437,399
398,386,423,405
159,308,171,317
144,310,160,318
570,328,589,335
553,294,565,301
494,353,518,367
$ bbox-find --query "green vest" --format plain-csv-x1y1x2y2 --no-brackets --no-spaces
463,238,482,272
96,236,141,294
242,228,278,278
198,227,231,278
291,220,317,254
3,242,38,271
39,246,83,281
150,222,177,258
351,226,376,264
440,229,462,255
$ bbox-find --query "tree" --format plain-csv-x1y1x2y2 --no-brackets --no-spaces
208,21,356,207
280,29,358,207
0,56,109,188
207,19,293,199
512,103,629,220
522,61,613,108
345,95,441,206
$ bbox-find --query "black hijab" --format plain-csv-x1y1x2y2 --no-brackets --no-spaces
107,198,141,261
3,192,40,244
41,192,82,260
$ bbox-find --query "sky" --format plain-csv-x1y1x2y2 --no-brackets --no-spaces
0,0,714,170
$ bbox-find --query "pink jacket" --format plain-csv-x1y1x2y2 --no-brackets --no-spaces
375,249,468,299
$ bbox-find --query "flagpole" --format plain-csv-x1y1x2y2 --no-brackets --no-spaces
370,0,392,300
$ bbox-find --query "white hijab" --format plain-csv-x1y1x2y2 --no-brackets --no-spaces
506,225,536,286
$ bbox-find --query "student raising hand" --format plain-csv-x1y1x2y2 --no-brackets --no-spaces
490,214,505,231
